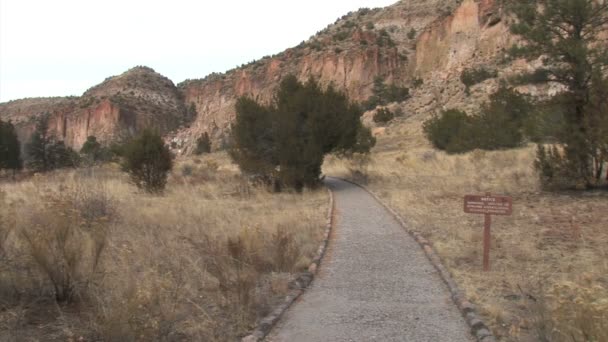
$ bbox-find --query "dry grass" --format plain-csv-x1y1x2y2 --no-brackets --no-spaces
324,117,608,342
0,152,327,341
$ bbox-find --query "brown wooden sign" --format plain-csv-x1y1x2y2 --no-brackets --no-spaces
464,193,513,272
464,195,513,216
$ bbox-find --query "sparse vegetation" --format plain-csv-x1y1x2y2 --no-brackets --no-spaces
407,28,417,39
0,153,327,340
364,76,410,110
460,67,497,94
195,132,212,155
80,136,113,164
373,108,394,124
325,114,608,342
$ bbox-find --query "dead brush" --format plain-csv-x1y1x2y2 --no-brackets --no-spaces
272,225,300,273
19,188,112,304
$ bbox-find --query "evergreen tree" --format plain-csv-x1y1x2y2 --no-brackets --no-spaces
24,114,78,171
509,0,608,188
0,119,23,176
25,114,52,172
122,129,173,194
231,75,374,191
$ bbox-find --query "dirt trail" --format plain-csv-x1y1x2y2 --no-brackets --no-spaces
266,178,473,342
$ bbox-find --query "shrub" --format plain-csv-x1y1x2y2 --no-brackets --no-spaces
366,22,374,30
475,86,529,150
407,28,417,39
81,136,113,164
364,76,410,110
423,88,528,153
373,108,395,124
195,132,212,155
21,189,111,303
534,144,580,190
121,129,173,194
333,31,350,41
460,67,497,94
423,109,476,154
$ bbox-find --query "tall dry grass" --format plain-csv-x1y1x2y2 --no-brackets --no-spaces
0,152,327,341
325,119,608,342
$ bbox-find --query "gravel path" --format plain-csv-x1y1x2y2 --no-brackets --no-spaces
266,178,473,342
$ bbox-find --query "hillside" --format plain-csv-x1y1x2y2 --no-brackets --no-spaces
0,67,191,151
1,0,550,152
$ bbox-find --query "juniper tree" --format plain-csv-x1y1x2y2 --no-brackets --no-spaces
231,75,375,191
121,129,173,194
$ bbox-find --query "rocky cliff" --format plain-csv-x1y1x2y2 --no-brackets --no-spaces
1,0,539,153
0,67,191,150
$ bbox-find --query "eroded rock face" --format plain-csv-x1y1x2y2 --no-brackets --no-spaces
0,66,190,150
1,0,545,153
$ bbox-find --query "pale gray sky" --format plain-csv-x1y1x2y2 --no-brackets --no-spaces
0,0,397,102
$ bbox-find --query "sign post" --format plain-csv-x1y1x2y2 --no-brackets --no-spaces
464,193,512,271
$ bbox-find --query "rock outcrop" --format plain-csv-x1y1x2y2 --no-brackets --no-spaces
1,0,542,153
0,67,190,150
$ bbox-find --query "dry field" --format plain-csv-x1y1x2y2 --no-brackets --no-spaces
324,116,608,342
0,152,327,341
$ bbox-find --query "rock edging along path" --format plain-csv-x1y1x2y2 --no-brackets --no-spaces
242,188,335,342
265,177,476,342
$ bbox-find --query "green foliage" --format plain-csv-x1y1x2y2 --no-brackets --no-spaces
121,129,173,194
373,108,394,124
413,78,424,88
423,87,530,153
230,75,374,191
366,22,375,30
195,133,212,155
476,87,530,150
25,115,79,172
460,67,497,94
509,68,550,85
407,28,417,40
80,136,112,164
0,119,23,175
535,145,580,190
423,109,476,154
333,31,350,42
364,76,410,110
508,0,608,188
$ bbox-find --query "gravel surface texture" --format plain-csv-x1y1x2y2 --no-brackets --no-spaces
266,178,473,342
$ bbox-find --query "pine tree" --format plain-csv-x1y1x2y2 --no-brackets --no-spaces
509,0,608,188
25,114,52,172
0,119,23,177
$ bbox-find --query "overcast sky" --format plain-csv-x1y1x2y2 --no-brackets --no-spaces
0,0,397,102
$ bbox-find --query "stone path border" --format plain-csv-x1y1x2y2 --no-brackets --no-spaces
242,188,334,342
340,178,496,342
